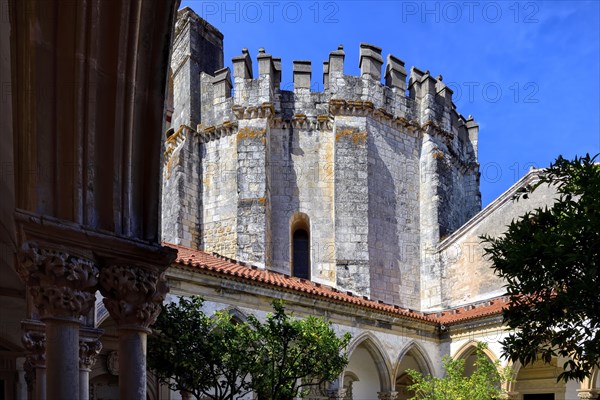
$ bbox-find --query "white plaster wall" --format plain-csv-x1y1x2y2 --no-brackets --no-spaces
346,345,381,400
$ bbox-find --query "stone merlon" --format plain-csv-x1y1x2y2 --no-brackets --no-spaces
233,48,253,80
359,43,383,81
191,33,478,158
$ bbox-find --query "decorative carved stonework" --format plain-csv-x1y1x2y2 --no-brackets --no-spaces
578,390,600,399
18,241,98,319
21,330,45,368
377,391,398,400
106,351,119,376
79,337,102,370
22,327,45,391
99,265,168,328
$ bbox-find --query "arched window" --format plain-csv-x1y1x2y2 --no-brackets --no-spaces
291,213,310,280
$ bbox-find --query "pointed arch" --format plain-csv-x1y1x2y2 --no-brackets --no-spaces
393,341,435,378
221,307,249,323
346,332,393,392
290,212,311,280
453,340,499,362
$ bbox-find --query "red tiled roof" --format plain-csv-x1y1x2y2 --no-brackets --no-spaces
435,297,509,324
166,243,507,327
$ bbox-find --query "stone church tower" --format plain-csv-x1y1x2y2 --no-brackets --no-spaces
162,7,481,310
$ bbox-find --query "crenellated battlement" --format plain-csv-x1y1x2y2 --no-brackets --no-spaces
198,43,478,166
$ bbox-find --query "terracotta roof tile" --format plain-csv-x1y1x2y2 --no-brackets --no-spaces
435,297,509,324
166,243,507,326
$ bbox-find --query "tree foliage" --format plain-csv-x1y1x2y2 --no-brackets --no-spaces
148,296,257,400
407,343,511,400
148,297,351,400
247,300,351,400
481,153,600,382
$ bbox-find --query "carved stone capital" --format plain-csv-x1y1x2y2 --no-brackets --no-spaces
99,264,168,329
18,241,98,319
578,390,600,399
22,330,45,368
377,391,398,400
79,337,102,370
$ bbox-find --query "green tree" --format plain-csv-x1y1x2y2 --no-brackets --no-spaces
407,343,511,400
148,297,351,400
148,296,257,400
481,153,600,382
247,300,352,400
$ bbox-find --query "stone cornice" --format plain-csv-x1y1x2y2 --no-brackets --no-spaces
437,169,542,252
232,102,275,120
198,121,238,143
271,115,333,131
15,210,177,272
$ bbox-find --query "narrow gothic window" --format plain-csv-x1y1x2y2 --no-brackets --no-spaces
292,228,310,279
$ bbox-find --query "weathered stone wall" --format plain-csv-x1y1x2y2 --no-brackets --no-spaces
199,134,238,258
436,172,556,309
236,120,271,267
162,127,201,248
171,8,223,130
366,118,421,307
162,8,224,250
334,117,370,297
269,122,337,283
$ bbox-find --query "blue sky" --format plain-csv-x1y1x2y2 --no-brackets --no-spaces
181,0,600,206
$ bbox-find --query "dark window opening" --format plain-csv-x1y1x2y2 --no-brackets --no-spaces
292,228,310,280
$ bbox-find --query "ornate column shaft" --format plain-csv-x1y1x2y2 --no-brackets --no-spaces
16,357,27,400
79,331,103,400
22,322,46,400
18,243,98,400
100,264,169,400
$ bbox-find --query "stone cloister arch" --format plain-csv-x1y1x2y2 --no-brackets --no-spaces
453,340,499,377
344,332,394,399
505,359,570,400
393,341,435,400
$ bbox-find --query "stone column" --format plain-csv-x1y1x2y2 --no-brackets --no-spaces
15,357,27,400
100,264,169,400
377,391,398,400
79,333,102,400
21,325,46,400
18,242,98,400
